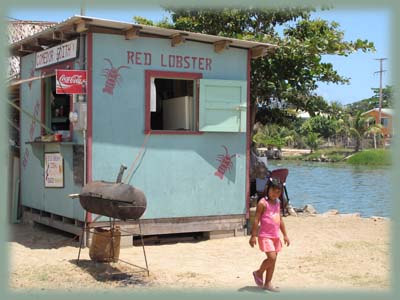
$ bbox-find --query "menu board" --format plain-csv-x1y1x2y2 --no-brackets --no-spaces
44,153,64,188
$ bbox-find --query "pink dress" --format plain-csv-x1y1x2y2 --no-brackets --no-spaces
258,197,282,252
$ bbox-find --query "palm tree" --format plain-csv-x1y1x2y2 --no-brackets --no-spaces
365,123,383,149
349,112,372,152
335,118,351,148
284,134,295,148
305,132,320,153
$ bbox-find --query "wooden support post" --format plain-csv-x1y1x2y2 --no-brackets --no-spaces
36,38,56,47
170,33,187,47
75,20,88,33
251,46,268,59
214,40,232,53
52,31,65,41
123,26,142,40
18,45,34,53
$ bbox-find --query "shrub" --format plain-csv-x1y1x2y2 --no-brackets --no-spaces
347,149,391,166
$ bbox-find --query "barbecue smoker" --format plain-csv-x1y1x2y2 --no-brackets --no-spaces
71,165,147,221
74,165,149,275
78,181,147,221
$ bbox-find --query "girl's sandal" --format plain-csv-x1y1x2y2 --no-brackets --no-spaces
252,271,263,287
263,285,280,292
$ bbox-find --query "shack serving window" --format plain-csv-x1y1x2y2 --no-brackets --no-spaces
43,76,71,136
151,78,195,131
145,70,248,134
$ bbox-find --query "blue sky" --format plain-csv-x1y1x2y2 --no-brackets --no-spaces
6,6,391,105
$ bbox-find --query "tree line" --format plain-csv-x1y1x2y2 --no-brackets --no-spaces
253,85,393,153
133,6,392,152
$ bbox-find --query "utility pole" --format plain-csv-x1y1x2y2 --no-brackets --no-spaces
80,1,86,15
374,58,387,148
374,58,387,126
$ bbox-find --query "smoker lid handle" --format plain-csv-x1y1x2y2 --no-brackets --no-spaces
115,204,147,209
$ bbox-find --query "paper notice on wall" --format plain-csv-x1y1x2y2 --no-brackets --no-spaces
44,153,64,188
150,78,156,112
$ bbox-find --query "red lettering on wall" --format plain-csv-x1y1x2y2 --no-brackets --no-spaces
161,54,167,67
128,51,212,71
176,56,182,68
169,55,175,67
191,57,198,69
29,100,40,140
22,148,29,170
135,52,142,64
127,51,135,64
206,58,212,71
184,56,190,69
198,57,204,70
128,51,153,65
144,52,152,65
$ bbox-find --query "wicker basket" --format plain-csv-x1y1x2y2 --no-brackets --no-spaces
89,226,121,262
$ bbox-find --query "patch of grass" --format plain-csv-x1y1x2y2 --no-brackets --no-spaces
347,149,391,166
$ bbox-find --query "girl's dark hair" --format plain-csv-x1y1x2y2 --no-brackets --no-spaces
264,177,283,198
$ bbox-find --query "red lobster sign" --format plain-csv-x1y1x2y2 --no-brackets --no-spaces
215,145,236,180
102,58,130,95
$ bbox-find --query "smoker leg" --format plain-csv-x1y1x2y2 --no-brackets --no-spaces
139,221,149,276
109,217,116,261
77,212,88,264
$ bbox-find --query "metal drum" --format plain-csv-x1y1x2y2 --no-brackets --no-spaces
78,181,147,220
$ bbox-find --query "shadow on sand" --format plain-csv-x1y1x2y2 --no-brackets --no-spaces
237,286,267,293
8,222,80,250
69,259,149,286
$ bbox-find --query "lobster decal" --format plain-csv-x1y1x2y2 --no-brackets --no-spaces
28,63,35,90
23,99,40,170
101,58,130,95
214,145,236,180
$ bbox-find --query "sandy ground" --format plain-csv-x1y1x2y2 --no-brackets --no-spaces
7,213,390,294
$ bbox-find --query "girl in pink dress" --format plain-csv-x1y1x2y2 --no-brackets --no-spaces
249,177,290,292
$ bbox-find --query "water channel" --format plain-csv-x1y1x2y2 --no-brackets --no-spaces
267,160,392,218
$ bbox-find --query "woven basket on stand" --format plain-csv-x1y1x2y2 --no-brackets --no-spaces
89,226,121,263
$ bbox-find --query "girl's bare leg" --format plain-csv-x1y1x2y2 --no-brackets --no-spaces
255,258,268,279
263,252,279,292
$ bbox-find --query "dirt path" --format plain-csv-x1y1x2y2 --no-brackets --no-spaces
8,214,390,293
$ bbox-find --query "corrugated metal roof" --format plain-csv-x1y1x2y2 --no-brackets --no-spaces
9,15,277,57
8,20,57,78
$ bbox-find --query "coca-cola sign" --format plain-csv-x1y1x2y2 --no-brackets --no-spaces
56,69,87,94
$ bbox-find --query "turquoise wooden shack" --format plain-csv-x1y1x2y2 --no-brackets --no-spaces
9,16,275,241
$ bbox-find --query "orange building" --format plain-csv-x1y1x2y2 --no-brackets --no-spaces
362,108,394,138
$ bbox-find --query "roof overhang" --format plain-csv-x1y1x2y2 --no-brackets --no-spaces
9,15,277,58
362,108,394,117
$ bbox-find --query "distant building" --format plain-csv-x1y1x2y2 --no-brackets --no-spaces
362,108,394,138
297,110,329,119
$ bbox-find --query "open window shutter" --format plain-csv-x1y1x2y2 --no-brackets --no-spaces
199,79,247,132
